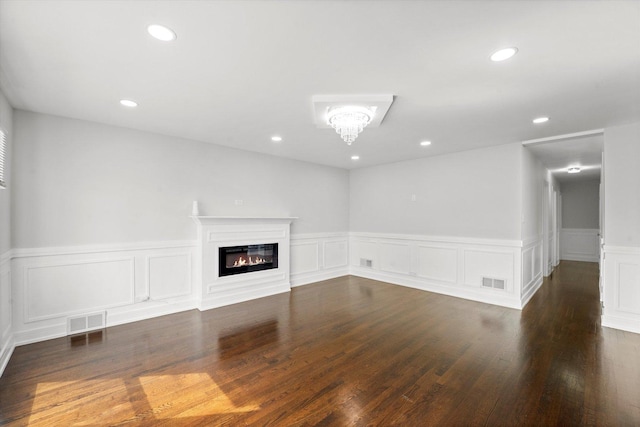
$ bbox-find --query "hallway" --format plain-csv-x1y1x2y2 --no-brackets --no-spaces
517,261,640,425
0,261,639,425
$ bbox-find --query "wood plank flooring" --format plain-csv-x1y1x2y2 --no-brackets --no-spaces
1,261,639,425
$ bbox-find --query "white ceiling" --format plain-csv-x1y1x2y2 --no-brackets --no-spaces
1,0,639,170
524,133,604,184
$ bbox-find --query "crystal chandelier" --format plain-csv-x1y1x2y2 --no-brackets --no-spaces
326,106,375,145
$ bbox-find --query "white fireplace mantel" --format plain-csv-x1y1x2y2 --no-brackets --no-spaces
191,215,298,225
191,215,296,311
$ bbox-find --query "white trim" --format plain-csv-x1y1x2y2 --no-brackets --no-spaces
602,315,640,335
350,267,522,309
291,267,349,287
0,333,15,377
604,245,640,255
10,240,197,259
521,129,604,146
291,232,348,240
349,232,526,309
349,232,522,248
23,257,136,323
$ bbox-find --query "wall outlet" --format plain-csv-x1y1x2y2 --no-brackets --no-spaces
234,199,244,206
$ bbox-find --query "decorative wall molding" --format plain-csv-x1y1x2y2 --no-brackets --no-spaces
350,232,523,248
521,237,544,307
560,228,599,262
290,233,348,287
10,240,197,259
348,232,527,309
23,257,136,323
602,245,640,334
10,241,197,348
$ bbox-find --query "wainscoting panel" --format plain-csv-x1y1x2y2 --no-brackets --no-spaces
349,233,524,309
290,242,320,275
379,242,411,275
521,238,544,307
324,240,348,270
290,233,349,287
416,246,457,284
10,241,197,346
602,246,640,334
560,228,599,262
25,258,135,322
147,253,192,300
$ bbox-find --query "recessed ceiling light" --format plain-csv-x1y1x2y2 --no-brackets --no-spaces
119,99,138,107
271,136,282,142
147,24,177,42
568,166,581,174
420,141,432,146
490,47,518,62
533,116,549,124
351,155,360,160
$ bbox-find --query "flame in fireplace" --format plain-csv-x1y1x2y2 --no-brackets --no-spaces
232,256,268,267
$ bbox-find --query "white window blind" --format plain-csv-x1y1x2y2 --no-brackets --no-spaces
0,129,6,188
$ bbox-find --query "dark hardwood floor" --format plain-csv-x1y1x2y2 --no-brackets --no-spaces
1,261,639,426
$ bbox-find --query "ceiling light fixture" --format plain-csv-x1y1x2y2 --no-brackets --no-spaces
568,166,581,174
533,116,549,124
327,106,375,145
120,99,138,107
490,47,518,62
271,136,282,142
351,155,360,160
147,24,177,42
420,141,432,146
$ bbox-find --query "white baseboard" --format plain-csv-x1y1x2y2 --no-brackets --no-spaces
198,285,290,311
351,267,522,309
0,330,14,378
521,274,543,307
349,232,527,310
291,267,349,287
107,299,197,328
602,315,640,335
290,233,348,288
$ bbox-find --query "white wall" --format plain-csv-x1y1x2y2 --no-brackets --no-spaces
0,89,13,374
602,122,640,334
562,179,600,229
604,123,640,247
12,111,349,249
5,111,350,353
559,179,600,262
350,142,522,240
348,143,536,309
0,90,11,255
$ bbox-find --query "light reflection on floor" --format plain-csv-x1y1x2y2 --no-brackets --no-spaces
27,373,259,425
139,373,259,418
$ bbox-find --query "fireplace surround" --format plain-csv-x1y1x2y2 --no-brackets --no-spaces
191,216,296,311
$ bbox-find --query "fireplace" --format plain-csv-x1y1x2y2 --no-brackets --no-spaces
218,243,278,277
191,215,294,311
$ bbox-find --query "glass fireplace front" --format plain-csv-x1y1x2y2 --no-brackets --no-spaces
218,243,278,277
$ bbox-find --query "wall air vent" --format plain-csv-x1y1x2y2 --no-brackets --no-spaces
67,311,106,335
360,258,373,268
482,277,506,290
